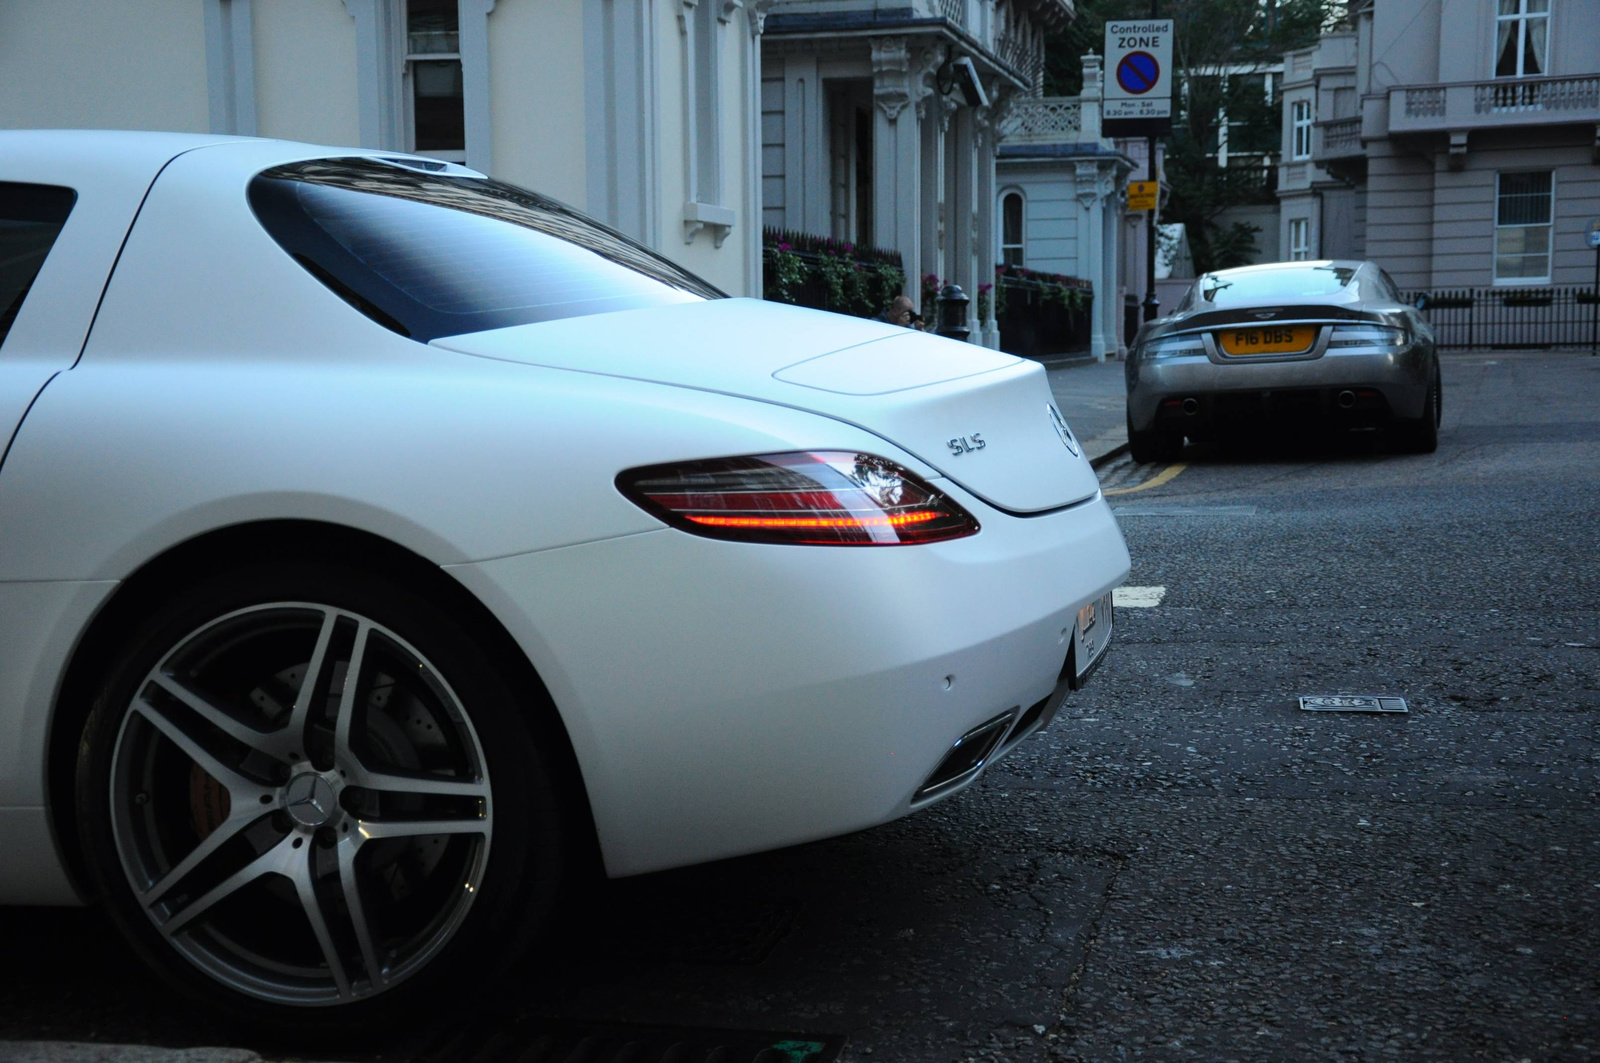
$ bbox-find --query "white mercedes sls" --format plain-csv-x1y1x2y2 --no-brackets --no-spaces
0,131,1129,1023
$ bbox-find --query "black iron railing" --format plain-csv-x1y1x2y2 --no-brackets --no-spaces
1405,287,1600,351
763,229,906,319
995,268,1093,357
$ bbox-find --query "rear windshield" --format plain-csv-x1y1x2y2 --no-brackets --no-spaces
249,158,722,342
1,182,77,351
1198,264,1358,307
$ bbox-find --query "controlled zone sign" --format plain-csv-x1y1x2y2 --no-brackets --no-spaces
1127,181,1159,212
1104,19,1173,137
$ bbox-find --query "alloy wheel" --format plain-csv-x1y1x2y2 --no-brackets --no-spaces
106,602,492,1006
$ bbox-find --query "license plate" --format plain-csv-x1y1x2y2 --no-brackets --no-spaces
1218,325,1314,355
1074,592,1114,681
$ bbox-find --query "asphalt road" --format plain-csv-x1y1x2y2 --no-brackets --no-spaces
1,350,1596,1063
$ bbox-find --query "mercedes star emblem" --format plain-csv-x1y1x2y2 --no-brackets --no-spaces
1048,404,1080,457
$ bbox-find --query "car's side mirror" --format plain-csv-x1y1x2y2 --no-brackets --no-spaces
1414,293,1429,311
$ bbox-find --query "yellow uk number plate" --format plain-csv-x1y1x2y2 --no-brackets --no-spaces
1218,325,1314,355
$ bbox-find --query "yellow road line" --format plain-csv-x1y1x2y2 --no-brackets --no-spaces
1104,462,1188,496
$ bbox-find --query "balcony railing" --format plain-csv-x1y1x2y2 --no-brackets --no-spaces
999,97,1082,143
1475,76,1600,114
1315,116,1363,159
936,0,966,29
1389,74,1600,134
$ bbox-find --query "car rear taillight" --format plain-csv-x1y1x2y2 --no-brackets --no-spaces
617,451,980,545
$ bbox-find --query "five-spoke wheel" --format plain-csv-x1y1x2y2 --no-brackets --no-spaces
77,563,567,1023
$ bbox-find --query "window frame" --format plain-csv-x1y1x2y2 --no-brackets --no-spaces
1290,99,1312,160
402,0,467,163
1494,0,1550,80
1288,217,1310,261
999,190,1025,269
1493,169,1555,285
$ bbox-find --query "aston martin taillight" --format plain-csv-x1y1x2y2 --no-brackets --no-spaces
616,451,980,546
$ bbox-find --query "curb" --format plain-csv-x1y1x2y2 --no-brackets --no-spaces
1089,442,1130,470
1034,352,1097,369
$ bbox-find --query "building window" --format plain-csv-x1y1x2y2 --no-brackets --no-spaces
1000,192,1024,268
405,0,465,160
1288,217,1309,260
1495,170,1553,283
1496,0,1549,78
1290,100,1312,160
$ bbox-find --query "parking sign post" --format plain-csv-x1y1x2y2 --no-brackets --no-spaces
1105,9,1173,324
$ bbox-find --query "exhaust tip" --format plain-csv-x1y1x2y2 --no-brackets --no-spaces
1337,390,1356,409
1181,397,1199,415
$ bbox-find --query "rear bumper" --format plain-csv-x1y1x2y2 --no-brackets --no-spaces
450,485,1130,877
1128,345,1433,432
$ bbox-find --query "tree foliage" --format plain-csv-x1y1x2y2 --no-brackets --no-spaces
1044,0,1347,273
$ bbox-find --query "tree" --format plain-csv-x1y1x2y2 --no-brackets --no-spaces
1044,0,1346,273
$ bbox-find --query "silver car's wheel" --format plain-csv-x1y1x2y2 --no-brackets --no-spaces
78,562,570,1025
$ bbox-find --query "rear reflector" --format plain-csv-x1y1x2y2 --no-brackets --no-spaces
617,451,980,546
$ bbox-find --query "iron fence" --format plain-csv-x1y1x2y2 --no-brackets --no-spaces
995,273,1093,357
1404,287,1600,352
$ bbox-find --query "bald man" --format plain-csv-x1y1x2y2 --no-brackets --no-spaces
878,295,921,329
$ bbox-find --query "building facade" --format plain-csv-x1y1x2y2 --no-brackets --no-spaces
759,0,1073,344
0,0,768,296
994,55,1134,359
1277,0,1600,291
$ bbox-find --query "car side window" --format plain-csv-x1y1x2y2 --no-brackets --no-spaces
0,183,77,352
1378,269,1401,302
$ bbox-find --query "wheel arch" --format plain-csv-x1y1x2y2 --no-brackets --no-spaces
46,518,602,901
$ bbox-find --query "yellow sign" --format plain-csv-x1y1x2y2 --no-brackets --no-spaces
1127,180,1159,211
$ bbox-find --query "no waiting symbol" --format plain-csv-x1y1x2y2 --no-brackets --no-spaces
1117,51,1159,94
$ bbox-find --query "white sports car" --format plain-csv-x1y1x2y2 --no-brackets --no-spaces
0,131,1129,1023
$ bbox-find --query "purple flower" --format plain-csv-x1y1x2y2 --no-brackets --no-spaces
777,242,792,252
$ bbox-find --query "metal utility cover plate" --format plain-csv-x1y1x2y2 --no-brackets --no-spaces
1298,695,1408,714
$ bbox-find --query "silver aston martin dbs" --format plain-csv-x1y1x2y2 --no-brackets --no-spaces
1125,260,1441,462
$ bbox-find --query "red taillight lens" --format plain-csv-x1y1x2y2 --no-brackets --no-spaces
617,451,980,546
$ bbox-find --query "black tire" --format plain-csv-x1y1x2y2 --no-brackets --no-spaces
1393,367,1441,454
1127,412,1183,464
75,560,570,1033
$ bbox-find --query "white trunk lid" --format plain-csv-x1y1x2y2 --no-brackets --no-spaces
431,298,1102,513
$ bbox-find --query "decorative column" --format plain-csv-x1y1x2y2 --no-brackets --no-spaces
1102,170,1127,357
974,100,1001,349
203,0,257,136
948,106,976,338
1075,159,1108,362
914,52,946,310
344,0,405,150
743,0,774,298
871,36,923,299
1081,53,1124,360
460,0,496,174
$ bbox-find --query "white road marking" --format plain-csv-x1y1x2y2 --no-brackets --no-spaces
1114,585,1166,608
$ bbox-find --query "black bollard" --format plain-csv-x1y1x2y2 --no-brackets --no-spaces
936,284,971,342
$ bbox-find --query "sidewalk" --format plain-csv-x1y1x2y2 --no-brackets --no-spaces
1040,356,1128,466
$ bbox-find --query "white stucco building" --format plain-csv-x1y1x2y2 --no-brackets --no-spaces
758,0,1073,344
0,0,767,296
994,55,1134,359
